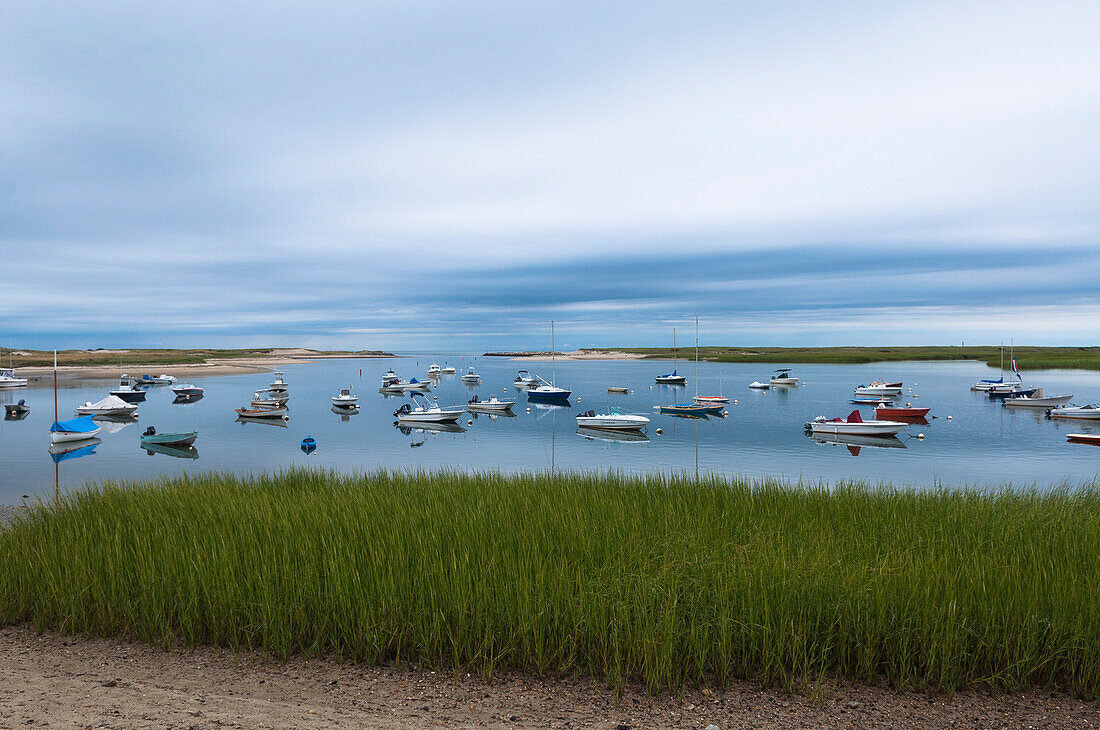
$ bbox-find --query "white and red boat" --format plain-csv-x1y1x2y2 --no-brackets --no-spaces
693,395,730,405
874,404,930,420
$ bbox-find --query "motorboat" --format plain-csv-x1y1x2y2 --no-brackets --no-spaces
251,388,289,407
141,374,177,385
873,404,930,420
397,378,432,392
143,442,198,459
513,370,539,388
4,399,29,418
853,381,903,396
748,381,770,390
49,415,102,443
269,372,288,393
575,409,650,431
466,394,515,412
171,384,204,398
850,396,891,405
378,382,405,394
441,365,457,374
110,375,147,402
805,409,908,436
526,380,572,403
393,392,465,423
331,387,359,407
1067,433,1100,446
427,363,442,376
577,427,650,443
657,402,713,417
0,368,28,388
1003,388,1073,408
382,369,400,386
75,395,139,417
235,405,288,419
460,367,481,383
1048,403,1100,420
655,370,687,385
607,386,629,394
140,426,197,447
770,369,799,386
693,395,730,405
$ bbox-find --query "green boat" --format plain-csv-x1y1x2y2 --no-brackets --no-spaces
140,426,198,446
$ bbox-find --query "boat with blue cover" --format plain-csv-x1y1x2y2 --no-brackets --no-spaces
50,415,102,443
301,436,317,453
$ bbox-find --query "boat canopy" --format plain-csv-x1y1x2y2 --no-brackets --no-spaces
85,395,131,410
50,415,100,433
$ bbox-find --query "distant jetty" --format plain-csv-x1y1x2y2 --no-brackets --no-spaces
483,351,559,357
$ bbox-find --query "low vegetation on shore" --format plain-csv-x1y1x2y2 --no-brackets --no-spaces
1,348,393,368
610,345,1100,371
2,470,1099,698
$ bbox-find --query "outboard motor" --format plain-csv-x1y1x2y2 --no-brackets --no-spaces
17,399,25,407
583,410,596,418
393,404,411,417
143,426,156,436
468,395,479,404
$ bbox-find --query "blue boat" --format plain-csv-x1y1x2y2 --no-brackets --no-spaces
301,436,317,454
988,387,1037,400
658,403,712,417
49,415,101,444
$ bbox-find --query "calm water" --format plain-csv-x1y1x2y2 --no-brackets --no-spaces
1,357,1098,501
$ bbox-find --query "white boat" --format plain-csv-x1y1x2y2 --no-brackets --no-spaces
398,378,432,392
0,368,28,388
382,369,400,386
427,363,442,376
853,381,902,396
466,394,515,412
513,370,539,388
805,409,908,436
236,405,288,419
693,395,730,405
75,395,139,417
460,367,481,383
331,387,359,407
393,392,465,423
269,372,288,392
748,381,770,390
1049,403,1100,420
1003,388,1073,408
171,384,204,398
770,369,799,385
441,365,457,374
576,409,650,431
140,374,177,385
49,415,102,443
110,375,147,402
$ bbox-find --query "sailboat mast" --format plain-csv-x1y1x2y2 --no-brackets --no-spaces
53,349,58,422
695,312,699,398
551,320,556,385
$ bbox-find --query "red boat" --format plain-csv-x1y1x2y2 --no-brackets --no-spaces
874,405,930,420
1067,433,1100,446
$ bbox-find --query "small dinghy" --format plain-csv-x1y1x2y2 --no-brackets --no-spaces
607,386,629,393
141,374,176,385
748,381,770,390
4,399,29,418
393,392,465,423
467,394,515,412
331,387,358,407
110,375,147,402
301,436,317,453
576,409,650,431
235,405,288,419
140,426,197,447
1049,403,1100,420
49,415,102,444
693,395,730,405
657,402,713,417
805,409,908,437
75,395,139,417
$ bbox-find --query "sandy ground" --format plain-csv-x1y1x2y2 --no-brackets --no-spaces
513,350,645,362
0,626,1094,729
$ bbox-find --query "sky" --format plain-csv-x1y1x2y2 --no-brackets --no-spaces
2,0,1099,351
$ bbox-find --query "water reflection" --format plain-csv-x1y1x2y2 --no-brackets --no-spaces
811,432,907,456
236,415,287,428
143,443,199,460
576,427,650,444
49,438,101,462
173,394,204,405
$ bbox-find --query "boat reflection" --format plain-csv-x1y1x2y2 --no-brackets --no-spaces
576,427,650,444
811,432,907,456
143,442,199,460
331,404,360,421
48,438,101,463
93,413,139,434
236,415,288,428
470,410,517,421
394,421,466,436
173,394,204,405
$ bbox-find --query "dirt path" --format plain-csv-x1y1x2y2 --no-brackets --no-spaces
0,626,1094,729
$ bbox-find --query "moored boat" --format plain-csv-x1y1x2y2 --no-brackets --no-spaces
576,409,650,431
657,402,713,417
853,381,903,396
393,392,465,423
873,404,930,420
1067,433,1100,446
331,387,358,407
770,369,799,386
748,381,770,390
467,394,515,412
110,375,147,402
0,368,28,388
1003,388,1073,408
513,370,539,388
171,383,204,398
49,415,102,443
805,409,908,436
441,365,457,374
75,395,139,417
693,395,730,405
141,374,177,385
235,405,288,419
1048,403,1100,420
140,426,197,446
427,363,442,376
4,399,29,418
607,386,629,393
460,367,481,383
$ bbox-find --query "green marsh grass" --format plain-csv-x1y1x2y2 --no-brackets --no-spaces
3,469,1100,697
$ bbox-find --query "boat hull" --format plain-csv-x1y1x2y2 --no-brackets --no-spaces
575,415,650,431
1067,433,1100,446
110,390,147,402
527,389,572,403
236,407,287,418
1004,396,1073,407
50,428,102,444
1049,407,1100,420
468,402,515,412
874,407,930,419
141,432,198,446
397,411,464,423
807,420,907,436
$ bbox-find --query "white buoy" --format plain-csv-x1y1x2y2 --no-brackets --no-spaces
655,428,663,435
576,398,581,402
526,407,531,413
918,433,925,439
914,394,919,398
733,400,738,404
947,415,953,420
630,390,634,394
467,419,473,426
723,410,729,416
